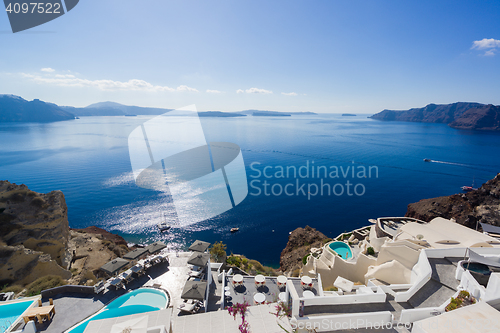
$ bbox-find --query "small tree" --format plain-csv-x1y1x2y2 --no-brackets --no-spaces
210,241,227,263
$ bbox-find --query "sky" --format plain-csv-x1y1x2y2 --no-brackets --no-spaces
1,0,500,113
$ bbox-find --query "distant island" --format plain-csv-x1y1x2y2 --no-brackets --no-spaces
61,101,173,117
0,95,75,122
197,111,246,117
239,110,316,116
342,113,356,116
0,94,317,122
370,102,500,131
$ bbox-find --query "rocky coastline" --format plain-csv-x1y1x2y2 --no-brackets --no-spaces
0,181,131,290
370,102,500,131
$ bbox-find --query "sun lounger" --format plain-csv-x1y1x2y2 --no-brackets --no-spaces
178,301,202,314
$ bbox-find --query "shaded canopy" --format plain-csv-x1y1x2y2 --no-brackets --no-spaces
181,280,207,301
187,252,210,267
123,247,149,260
100,258,129,276
188,240,211,253
480,222,500,235
145,241,167,254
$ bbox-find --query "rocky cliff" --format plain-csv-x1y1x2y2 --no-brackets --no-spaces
405,173,500,229
0,181,72,285
0,181,130,288
370,102,500,131
279,225,331,275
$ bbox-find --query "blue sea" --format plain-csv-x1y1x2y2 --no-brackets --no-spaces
1,114,499,266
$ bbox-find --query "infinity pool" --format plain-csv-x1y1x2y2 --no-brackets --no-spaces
0,299,37,333
66,288,168,333
328,241,353,260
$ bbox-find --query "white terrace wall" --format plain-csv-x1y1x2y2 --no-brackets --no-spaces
292,311,393,333
301,286,386,306
394,250,432,302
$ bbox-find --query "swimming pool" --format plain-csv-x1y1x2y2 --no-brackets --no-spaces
66,288,168,333
0,299,38,333
327,241,353,260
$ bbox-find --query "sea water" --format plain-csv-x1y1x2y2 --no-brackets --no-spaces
1,114,499,266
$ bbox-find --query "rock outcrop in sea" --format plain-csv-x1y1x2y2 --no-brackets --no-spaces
370,102,500,131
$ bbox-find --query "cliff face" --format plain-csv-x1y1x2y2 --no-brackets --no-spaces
0,181,132,288
406,173,500,229
370,102,500,131
280,225,330,274
449,104,500,131
0,95,75,122
0,181,72,285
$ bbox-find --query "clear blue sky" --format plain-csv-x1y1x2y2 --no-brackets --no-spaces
1,0,500,113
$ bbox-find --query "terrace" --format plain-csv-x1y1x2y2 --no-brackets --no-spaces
223,274,319,308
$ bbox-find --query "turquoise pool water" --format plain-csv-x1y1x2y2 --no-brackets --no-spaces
0,300,36,333
328,241,353,259
67,288,168,333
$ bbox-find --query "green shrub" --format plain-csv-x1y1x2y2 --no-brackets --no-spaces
324,286,338,291
302,254,311,265
323,238,333,244
458,290,470,299
226,255,242,268
1,284,23,294
26,275,66,296
367,247,375,256
248,260,264,272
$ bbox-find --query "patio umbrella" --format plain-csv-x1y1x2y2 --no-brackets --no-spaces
145,241,167,254
100,258,129,276
187,252,210,267
110,315,148,333
181,280,207,301
123,247,148,260
188,240,211,253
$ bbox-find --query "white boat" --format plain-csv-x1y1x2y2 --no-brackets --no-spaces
157,221,171,232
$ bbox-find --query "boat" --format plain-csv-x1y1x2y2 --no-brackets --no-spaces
423,158,431,162
157,221,171,232
461,177,477,192
230,228,239,233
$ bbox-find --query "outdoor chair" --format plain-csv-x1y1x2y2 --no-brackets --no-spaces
178,300,202,314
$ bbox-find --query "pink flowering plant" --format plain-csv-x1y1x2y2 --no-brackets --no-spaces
228,302,251,333
271,300,294,333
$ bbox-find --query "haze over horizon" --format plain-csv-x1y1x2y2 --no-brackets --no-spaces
1,0,500,113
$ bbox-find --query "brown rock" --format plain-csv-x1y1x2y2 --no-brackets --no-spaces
279,225,330,274
406,173,500,229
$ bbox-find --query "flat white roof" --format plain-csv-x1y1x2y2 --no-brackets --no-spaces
412,301,500,333
395,217,500,249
